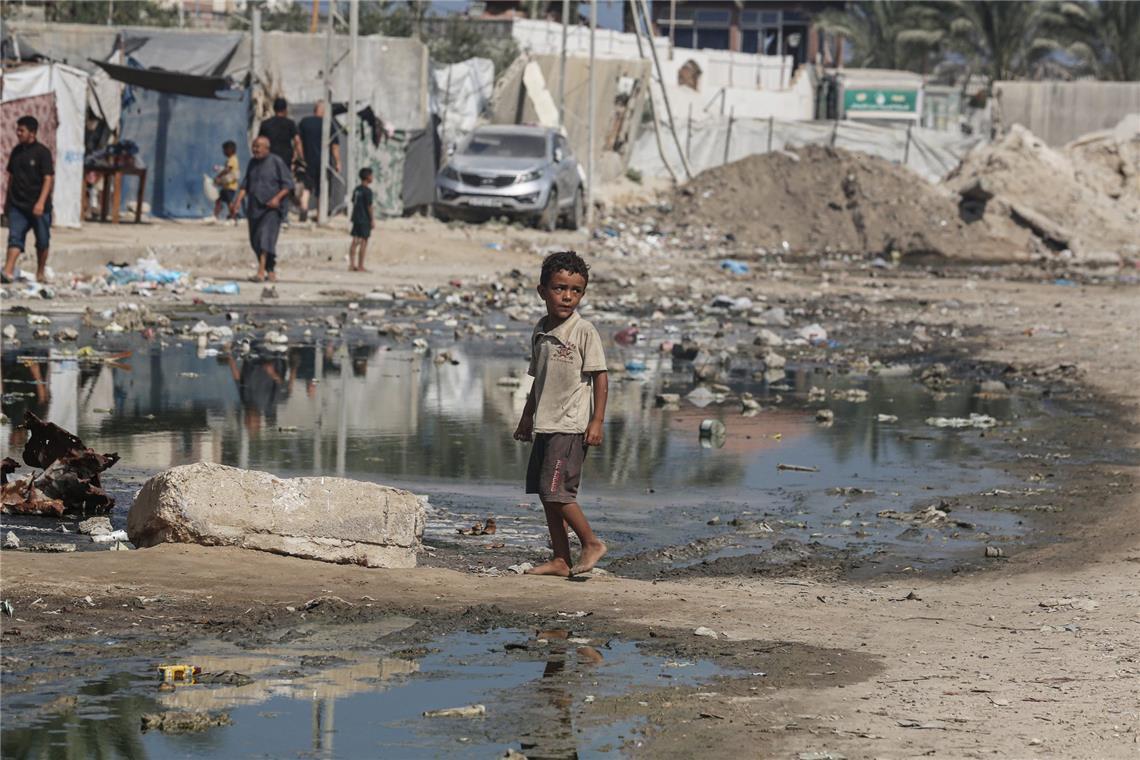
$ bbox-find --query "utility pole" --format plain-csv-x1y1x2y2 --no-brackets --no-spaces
318,5,333,225
558,0,569,127
250,2,262,99
635,0,692,180
346,0,358,199
586,0,596,227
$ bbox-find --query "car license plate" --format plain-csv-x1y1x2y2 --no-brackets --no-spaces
468,197,502,207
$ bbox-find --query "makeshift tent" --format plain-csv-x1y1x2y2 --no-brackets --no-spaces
431,57,494,150
119,85,251,219
350,119,438,218
0,62,87,227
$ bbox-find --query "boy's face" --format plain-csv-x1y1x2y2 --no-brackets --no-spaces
224,145,235,156
363,175,373,185
537,269,587,321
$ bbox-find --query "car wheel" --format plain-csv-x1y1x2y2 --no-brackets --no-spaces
432,204,451,223
537,187,558,232
560,186,583,230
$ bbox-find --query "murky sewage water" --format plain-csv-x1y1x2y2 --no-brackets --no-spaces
3,313,1045,568
1,624,726,758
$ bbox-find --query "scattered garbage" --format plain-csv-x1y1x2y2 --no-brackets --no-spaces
719,259,750,275
140,711,232,733
0,412,120,516
106,258,186,286
157,664,202,682
797,323,828,344
196,281,241,295
3,531,19,549
815,409,835,423
926,414,997,429
423,704,486,718
777,463,819,473
985,546,1005,558
693,626,719,638
698,419,727,449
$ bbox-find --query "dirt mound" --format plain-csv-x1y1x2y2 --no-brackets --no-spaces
659,145,1022,262
945,124,1140,262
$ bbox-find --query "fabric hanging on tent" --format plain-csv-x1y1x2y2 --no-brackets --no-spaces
401,124,438,213
93,59,233,100
1,63,88,228
112,31,243,78
0,93,58,210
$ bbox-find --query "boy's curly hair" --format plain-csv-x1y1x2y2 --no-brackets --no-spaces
540,250,590,286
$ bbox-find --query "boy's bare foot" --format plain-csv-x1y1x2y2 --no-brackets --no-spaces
570,540,607,575
526,559,571,577
267,272,277,282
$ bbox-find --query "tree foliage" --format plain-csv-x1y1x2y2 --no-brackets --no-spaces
1059,0,1140,80
820,1,1140,86
39,0,179,27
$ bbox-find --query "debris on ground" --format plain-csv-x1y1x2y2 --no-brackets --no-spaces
1,412,120,516
422,704,486,718
926,414,997,429
140,711,232,733
945,123,1140,263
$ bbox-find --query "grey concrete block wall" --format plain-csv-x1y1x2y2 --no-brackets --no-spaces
995,81,1140,146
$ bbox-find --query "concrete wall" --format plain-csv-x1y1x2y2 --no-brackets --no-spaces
10,22,429,131
995,81,1140,146
259,33,429,131
490,53,650,178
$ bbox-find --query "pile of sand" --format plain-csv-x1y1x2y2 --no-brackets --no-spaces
657,145,1023,262
944,123,1140,262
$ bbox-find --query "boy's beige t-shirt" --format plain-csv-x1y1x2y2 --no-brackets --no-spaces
528,311,608,434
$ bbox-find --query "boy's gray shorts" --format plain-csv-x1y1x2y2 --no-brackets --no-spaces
526,433,586,504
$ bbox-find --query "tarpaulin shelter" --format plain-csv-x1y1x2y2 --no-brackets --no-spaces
117,84,251,219
94,30,250,219
1,62,87,227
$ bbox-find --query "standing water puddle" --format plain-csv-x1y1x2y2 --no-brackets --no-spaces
1,624,727,758
2,315,1051,570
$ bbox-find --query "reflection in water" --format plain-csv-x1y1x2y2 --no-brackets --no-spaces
1,628,717,759
3,329,1034,564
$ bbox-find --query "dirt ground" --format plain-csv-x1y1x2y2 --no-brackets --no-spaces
2,214,1139,758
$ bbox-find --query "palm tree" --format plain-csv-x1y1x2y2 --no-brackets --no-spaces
1059,1,1140,80
815,1,946,72
946,1,1068,85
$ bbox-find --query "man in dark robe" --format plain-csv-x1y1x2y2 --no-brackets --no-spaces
231,136,293,282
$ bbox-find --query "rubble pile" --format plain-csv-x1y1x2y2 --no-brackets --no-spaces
945,123,1140,263
1,413,120,516
624,145,1023,262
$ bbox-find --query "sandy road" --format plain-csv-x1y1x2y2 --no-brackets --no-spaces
2,217,1139,757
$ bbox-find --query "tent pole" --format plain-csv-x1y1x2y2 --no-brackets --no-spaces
346,0,358,198
318,4,333,225
586,0,596,228
629,0,679,184
558,0,569,128
635,0,692,180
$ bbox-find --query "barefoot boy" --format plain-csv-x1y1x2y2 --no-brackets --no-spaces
348,167,374,272
513,251,609,576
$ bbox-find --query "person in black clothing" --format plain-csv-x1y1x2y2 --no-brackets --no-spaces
257,97,301,168
349,167,375,272
3,116,55,283
297,101,341,221
258,98,300,222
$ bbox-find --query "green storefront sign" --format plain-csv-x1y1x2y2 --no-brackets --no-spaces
844,88,918,114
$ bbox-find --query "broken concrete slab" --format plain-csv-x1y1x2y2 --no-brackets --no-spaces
128,463,425,568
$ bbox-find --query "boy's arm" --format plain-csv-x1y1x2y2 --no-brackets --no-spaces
585,370,608,446
513,387,536,442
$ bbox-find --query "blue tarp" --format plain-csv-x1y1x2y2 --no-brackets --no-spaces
119,87,250,218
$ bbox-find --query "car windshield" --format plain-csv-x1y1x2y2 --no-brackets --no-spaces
461,133,547,159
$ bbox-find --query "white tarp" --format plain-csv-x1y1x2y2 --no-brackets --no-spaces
431,57,494,149
2,62,88,227
631,117,982,183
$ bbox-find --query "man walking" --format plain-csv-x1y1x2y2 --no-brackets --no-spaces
231,136,293,283
3,116,54,284
298,101,341,220
258,97,301,168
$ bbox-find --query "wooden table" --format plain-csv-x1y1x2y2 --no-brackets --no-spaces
90,166,148,223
